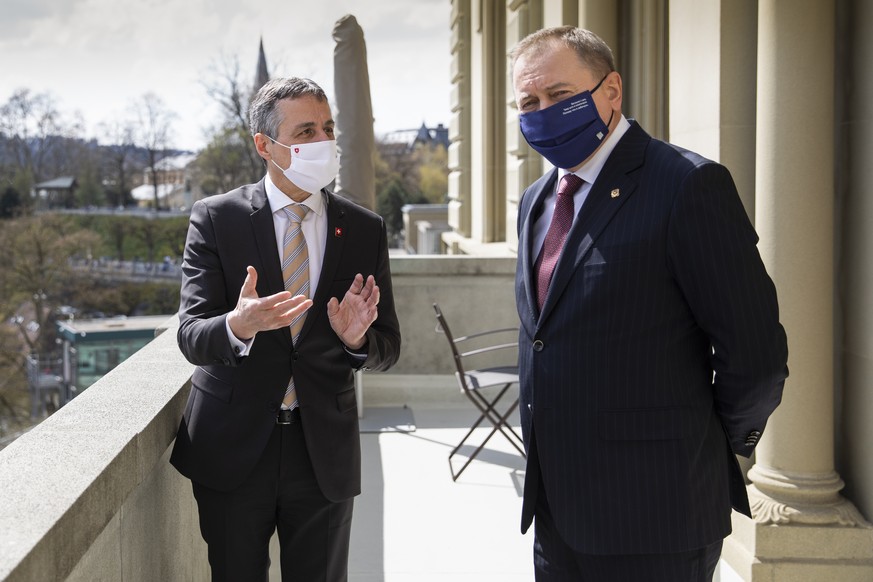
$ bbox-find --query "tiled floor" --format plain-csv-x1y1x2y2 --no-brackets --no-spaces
270,405,533,581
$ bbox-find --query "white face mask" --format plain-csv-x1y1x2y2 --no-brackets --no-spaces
268,137,339,194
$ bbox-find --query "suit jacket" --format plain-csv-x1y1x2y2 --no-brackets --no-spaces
170,180,400,501
516,121,787,554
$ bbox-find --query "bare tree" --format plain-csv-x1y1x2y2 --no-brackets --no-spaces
0,89,80,190
198,54,264,187
130,93,176,210
202,54,250,130
99,117,139,207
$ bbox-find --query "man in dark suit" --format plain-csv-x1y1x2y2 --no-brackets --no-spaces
170,77,400,581
511,27,788,581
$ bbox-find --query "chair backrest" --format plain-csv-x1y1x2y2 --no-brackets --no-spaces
433,303,519,391
432,303,465,378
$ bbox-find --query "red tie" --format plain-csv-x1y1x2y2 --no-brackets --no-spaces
536,173,584,310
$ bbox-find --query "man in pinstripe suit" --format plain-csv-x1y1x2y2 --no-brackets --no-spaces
511,27,788,581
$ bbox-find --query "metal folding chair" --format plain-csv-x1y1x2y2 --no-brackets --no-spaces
433,303,526,481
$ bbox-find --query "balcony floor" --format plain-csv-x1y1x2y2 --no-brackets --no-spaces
269,406,533,581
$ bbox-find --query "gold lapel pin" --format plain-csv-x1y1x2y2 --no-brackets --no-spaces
610,189,620,199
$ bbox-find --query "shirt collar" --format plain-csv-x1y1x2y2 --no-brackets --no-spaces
265,173,326,217
559,114,631,185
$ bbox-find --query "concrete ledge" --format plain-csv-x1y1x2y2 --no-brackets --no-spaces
0,317,198,582
387,255,520,376
360,373,464,408
725,511,873,581
0,259,523,581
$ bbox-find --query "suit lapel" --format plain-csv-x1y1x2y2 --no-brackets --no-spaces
249,180,286,296
538,123,649,325
298,190,345,341
519,170,558,331
249,180,292,345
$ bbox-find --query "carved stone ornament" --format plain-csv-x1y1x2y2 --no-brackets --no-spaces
747,466,872,527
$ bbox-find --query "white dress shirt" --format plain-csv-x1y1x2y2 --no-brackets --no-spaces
226,175,328,356
532,115,631,259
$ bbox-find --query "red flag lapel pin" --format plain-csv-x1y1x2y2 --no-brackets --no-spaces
335,226,344,238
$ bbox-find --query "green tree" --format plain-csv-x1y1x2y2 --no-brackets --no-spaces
0,186,23,218
415,144,449,203
132,217,161,263
376,180,426,245
74,148,106,207
0,323,29,436
195,126,259,195
0,215,100,354
159,217,190,259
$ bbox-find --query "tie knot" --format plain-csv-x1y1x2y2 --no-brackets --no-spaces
283,204,309,223
557,174,584,197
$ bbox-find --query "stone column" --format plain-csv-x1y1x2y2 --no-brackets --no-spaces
445,0,473,254
735,0,873,578
505,0,543,254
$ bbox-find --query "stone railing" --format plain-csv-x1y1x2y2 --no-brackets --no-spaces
0,256,518,581
0,317,206,582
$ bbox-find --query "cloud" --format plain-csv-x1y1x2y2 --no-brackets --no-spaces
0,0,451,149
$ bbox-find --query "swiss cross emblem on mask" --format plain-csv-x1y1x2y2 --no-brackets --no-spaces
294,147,300,154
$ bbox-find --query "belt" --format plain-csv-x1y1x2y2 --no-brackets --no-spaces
276,407,301,425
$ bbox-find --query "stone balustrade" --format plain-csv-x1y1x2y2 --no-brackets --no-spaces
0,256,518,581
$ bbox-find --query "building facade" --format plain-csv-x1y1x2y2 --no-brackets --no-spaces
445,0,873,579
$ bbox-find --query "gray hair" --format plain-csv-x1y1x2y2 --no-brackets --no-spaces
248,77,328,138
510,26,615,79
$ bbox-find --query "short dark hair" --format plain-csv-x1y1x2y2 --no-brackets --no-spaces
248,77,328,138
510,26,615,79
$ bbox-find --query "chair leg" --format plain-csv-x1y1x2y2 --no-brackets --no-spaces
468,386,526,455
448,383,526,480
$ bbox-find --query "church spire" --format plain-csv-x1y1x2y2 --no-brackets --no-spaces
254,37,270,92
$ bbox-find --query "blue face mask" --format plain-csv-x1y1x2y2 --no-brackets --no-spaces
519,74,614,169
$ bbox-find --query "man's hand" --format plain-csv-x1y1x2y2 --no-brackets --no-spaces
227,266,312,340
327,274,379,350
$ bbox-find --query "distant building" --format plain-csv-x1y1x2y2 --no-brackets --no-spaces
254,37,270,94
56,315,173,394
32,176,78,209
381,123,449,153
133,153,198,210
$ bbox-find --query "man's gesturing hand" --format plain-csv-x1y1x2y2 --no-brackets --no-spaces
327,274,380,350
227,266,313,341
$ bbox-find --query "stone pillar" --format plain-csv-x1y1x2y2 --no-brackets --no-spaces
731,0,873,579
447,0,473,247
618,0,668,139
506,0,543,253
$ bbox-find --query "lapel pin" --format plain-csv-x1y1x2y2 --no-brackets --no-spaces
334,227,344,238
611,189,620,199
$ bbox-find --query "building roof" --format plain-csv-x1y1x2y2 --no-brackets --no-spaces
130,183,178,201
254,37,270,92
153,153,196,172
56,315,174,342
381,123,449,150
34,177,77,190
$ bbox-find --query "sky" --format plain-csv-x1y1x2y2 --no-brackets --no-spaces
0,0,452,151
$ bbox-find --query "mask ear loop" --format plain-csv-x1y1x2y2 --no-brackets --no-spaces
589,72,611,95
590,73,615,129
266,136,293,173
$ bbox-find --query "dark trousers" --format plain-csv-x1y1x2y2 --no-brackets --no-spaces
534,486,722,582
192,419,354,582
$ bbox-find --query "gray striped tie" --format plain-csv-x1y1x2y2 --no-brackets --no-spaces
281,204,310,409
